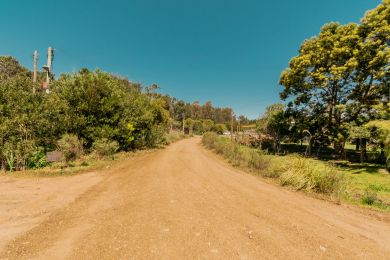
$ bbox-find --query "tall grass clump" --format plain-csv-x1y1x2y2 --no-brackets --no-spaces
276,155,345,196
202,132,345,198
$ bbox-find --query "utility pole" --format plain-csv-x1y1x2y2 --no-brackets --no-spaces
43,47,54,93
230,110,234,142
182,115,185,135
32,50,38,93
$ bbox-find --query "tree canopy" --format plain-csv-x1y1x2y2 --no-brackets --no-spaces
276,0,389,161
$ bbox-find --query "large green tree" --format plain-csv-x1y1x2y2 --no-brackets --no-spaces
347,0,390,124
280,23,360,147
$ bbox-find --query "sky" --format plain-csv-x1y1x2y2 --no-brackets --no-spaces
0,0,382,118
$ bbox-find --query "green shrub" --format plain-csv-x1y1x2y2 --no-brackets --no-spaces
57,134,83,163
93,138,119,158
2,139,36,171
27,148,48,169
211,124,227,134
2,141,16,172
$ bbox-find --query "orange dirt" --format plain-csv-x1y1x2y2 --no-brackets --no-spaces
0,137,389,259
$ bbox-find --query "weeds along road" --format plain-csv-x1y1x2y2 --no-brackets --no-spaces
1,137,390,259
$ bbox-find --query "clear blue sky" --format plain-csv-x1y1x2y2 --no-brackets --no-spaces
0,0,381,118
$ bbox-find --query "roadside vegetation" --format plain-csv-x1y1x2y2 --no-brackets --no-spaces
209,1,390,211
203,133,345,197
203,133,390,211
247,0,390,168
0,57,234,173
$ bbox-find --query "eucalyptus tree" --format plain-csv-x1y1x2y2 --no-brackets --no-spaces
280,23,362,152
347,0,390,124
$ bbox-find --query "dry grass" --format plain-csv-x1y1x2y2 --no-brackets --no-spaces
202,132,345,198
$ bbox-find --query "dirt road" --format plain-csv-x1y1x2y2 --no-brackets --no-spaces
1,138,390,259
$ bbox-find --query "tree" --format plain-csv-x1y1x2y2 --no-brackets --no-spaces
366,120,390,169
201,119,215,133
0,56,31,80
184,118,195,134
257,104,289,154
346,0,390,125
280,23,361,152
202,101,214,119
212,124,227,134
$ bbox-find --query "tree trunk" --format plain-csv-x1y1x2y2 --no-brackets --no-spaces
356,139,360,151
362,138,368,162
342,140,347,160
377,143,386,164
316,143,321,158
359,138,367,163
305,137,313,157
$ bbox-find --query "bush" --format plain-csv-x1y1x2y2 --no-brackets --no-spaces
93,138,119,158
2,139,36,171
211,124,227,134
27,148,48,169
57,134,83,163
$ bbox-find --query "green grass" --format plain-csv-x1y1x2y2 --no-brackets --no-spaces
337,163,390,210
279,142,381,163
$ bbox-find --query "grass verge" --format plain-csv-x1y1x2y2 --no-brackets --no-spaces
0,151,134,178
202,132,390,211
